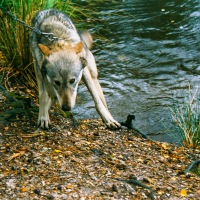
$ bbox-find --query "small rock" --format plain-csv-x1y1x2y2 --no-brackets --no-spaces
33,188,41,195
185,173,191,178
112,184,118,192
6,179,16,189
167,187,172,191
47,194,55,200
57,185,62,190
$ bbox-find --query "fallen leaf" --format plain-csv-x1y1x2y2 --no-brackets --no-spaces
161,143,169,150
8,150,26,161
66,185,73,189
21,187,28,192
21,133,40,138
136,158,143,162
5,143,10,148
158,189,165,195
54,149,62,153
170,177,176,181
40,131,45,136
4,127,9,131
143,177,154,184
26,89,31,93
180,189,187,197
19,147,26,151
163,154,169,158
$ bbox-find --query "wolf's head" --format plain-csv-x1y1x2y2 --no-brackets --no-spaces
38,42,87,111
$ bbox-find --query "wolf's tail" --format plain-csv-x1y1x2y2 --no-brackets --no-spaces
80,31,93,50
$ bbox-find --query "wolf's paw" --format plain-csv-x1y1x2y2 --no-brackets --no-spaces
38,117,50,129
105,119,121,130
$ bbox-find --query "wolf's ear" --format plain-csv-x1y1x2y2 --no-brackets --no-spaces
74,42,83,54
38,44,51,56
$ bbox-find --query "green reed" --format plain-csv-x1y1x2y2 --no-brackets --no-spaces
170,86,200,149
0,0,95,88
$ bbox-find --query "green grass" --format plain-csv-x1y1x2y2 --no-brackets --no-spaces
0,0,96,89
170,86,200,149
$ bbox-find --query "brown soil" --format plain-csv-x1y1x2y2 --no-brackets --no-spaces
0,89,200,200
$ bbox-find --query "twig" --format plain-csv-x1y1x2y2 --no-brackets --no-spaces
184,160,200,175
115,178,155,200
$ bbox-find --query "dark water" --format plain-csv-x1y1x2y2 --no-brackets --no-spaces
74,0,200,144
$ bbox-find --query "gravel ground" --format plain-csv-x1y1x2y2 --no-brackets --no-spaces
0,90,200,200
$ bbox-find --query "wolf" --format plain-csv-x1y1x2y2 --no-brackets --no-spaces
30,9,120,129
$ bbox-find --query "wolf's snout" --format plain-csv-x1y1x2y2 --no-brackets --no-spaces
62,105,71,111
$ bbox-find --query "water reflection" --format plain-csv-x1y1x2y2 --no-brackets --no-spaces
74,0,200,144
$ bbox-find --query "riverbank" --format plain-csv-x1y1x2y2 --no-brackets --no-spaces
0,90,200,200
0,89,199,199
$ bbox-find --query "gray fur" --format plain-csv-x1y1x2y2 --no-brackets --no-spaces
30,9,120,129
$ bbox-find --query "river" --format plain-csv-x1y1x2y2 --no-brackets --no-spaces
73,0,200,144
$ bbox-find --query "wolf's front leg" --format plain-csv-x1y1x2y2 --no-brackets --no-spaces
38,90,51,129
83,67,121,129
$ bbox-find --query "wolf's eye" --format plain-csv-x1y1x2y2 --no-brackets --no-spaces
69,79,76,84
54,80,61,87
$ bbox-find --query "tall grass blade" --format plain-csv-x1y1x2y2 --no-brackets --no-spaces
0,0,96,89
170,86,200,148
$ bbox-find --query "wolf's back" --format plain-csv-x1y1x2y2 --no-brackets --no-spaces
32,9,76,30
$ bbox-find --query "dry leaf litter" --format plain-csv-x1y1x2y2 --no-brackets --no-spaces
0,90,200,200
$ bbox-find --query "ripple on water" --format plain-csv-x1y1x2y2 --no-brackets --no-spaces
75,0,200,143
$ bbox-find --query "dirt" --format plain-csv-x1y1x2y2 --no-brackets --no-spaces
0,89,200,200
